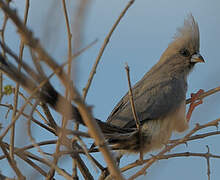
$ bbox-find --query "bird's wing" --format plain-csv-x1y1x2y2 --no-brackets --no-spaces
107,74,187,128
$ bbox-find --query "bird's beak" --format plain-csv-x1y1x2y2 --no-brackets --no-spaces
191,53,205,63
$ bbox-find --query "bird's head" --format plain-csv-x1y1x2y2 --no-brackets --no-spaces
159,14,205,76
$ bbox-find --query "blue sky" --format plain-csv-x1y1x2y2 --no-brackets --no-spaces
1,0,220,179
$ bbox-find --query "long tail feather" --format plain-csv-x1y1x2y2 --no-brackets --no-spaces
0,54,132,135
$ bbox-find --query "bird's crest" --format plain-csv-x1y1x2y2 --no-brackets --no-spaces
173,14,200,51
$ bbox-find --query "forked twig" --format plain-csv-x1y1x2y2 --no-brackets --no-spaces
186,86,220,104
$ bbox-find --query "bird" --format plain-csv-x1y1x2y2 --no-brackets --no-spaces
105,14,205,153
0,14,204,154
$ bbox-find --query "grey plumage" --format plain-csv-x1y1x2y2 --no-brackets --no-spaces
0,15,204,154
106,14,204,152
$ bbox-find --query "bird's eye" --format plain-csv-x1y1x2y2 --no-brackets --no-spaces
179,49,190,57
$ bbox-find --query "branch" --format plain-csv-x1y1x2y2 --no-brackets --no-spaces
125,64,143,160
169,131,220,144
186,86,220,104
127,118,220,179
83,0,135,100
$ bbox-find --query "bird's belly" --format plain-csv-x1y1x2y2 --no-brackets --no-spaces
141,118,173,153
141,102,189,153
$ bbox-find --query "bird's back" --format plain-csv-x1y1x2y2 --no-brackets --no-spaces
107,61,187,129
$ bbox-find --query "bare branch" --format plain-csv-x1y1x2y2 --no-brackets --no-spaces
186,86,220,104
83,0,135,100
125,64,143,161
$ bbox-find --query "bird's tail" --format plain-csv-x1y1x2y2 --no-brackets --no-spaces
0,54,132,135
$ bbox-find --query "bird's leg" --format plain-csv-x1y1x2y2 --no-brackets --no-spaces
186,89,204,122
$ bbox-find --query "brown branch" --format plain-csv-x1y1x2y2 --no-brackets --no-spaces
26,101,73,180
17,91,49,124
125,64,140,130
11,0,30,156
62,0,80,176
46,1,74,179
0,0,72,91
169,131,220,144
206,146,211,180
74,100,124,180
120,150,220,174
0,58,73,146
26,100,64,179
125,64,143,161
2,141,71,179
0,140,56,161
0,1,122,179
40,102,57,129
162,151,220,160
71,139,96,180
71,152,94,180
0,0,10,103
127,118,220,179
16,153,48,177
186,86,220,104
0,104,90,138
21,109,90,138
75,136,98,172
47,0,73,171
0,38,97,85
0,141,25,179
83,0,135,100
2,141,48,177
15,105,92,179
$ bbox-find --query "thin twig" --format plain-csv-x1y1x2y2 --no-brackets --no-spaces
120,150,220,174
206,146,211,180
0,0,74,90
0,38,97,84
1,140,87,178
125,64,140,130
10,0,30,157
27,100,56,178
186,86,220,104
169,131,220,144
55,1,77,179
40,102,57,128
83,0,135,100
75,136,98,173
23,147,74,179
26,100,73,180
16,152,48,177
0,65,59,140
0,1,121,179
125,64,143,161
18,91,49,124
127,118,220,179
64,0,80,172
0,140,56,161
0,0,10,102
73,99,124,180
0,141,25,179
70,151,94,180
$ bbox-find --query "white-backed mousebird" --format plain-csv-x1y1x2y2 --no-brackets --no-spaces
0,14,204,153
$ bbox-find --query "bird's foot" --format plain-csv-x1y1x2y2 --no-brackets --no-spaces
186,89,204,122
